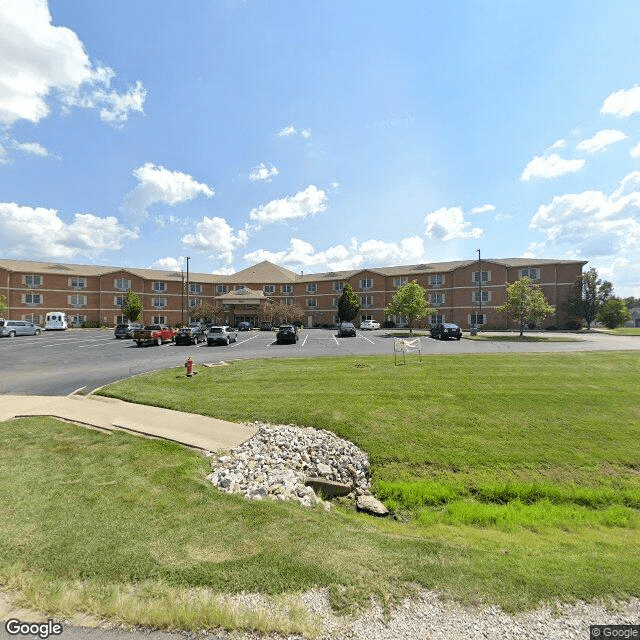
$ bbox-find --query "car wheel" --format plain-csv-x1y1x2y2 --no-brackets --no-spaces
156,337,162,346
8,331,16,338
225,337,230,345
136,341,142,347
34,329,40,335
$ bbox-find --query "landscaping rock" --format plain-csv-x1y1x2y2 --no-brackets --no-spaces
305,476,353,497
356,494,389,517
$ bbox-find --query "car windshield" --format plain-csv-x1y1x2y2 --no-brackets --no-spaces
144,325,161,330
0,321,4,327
209,327,223,333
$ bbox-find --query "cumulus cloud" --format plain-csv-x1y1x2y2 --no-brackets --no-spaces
601,85,640,117
630,142,640,159
149,257,185,272
181,216,248,265
470,204,496,215
520,153,586,181
576,129,627,154
529,171,640,263
277,125,311,139
423,206,483,240
0,0,146,128
122,163,214,217
248,185,327,225
0,202,138,260
13,141,48,157
249,162,279,182
243,236,426,272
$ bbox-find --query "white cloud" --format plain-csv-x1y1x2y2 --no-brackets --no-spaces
276,125,311,139
601,84,640,117
243,235,426,272
13,141,48,157
576,129,627,154
249,162,279,182
0,0,146,128
0,202,138,260
529,171,640,266
470,204,496,215
181,216,248,265
423,206,483,240
548,139,567,151
520,153,586,181
630,142,640,159
248,185,327,225
123,163,214,217
149,257,185,272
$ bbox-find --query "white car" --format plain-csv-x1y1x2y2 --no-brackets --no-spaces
360,320,380,330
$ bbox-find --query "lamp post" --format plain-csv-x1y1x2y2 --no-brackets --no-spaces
477,248,482,330
186,256,190,323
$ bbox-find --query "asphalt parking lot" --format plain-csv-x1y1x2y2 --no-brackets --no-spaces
0,327,638,396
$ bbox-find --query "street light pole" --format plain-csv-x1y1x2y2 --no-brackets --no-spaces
477,248,482,329
186,256,190,323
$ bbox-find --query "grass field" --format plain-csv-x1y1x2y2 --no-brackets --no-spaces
0,351,639,633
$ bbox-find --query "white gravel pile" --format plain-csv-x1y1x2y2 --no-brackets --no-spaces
206,422,372,506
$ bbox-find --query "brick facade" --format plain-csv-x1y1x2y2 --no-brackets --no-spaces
0,257,587,329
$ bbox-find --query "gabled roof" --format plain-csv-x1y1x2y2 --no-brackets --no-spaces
215,287,265,301
226,260,299,284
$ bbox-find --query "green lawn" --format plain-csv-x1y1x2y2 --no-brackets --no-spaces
1,351,639,634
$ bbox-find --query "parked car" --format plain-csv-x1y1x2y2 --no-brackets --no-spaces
337,322,357,337
207,325,238,346
0,320,41,337
132,325,176,346
238,321,252,331
259,321,273,331
276,324,299,344
175,325,206,345
360,319,380,330
430,323,462,340
114,322,142,339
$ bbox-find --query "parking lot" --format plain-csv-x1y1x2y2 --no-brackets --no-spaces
0,327,638,396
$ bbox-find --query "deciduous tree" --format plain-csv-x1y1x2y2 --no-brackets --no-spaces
338,284,360,323
0,294,6,315
565,268,612,329
121,289,142,322
496,277,555,337
384,280,434,334
597,297,631,329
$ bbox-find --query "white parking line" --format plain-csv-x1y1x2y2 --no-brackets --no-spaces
332,334,339,345
358,333,375,344
231,333,260,347
301,333,308,347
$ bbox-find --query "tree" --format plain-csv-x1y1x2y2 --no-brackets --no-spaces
565,268,612,330
190,301,225,325
384,280,434,334
338,284,360,323
597,297,631,329
120,289,142,322
624,296,640,310
0,294,6,315
496,277,555,337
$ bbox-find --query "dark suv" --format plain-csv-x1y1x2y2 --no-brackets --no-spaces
430,323,462,340
276,324,299,344
337,322,356,337
259,321,273,331
238,321,252,331
114,322,142,339
175,325,206,345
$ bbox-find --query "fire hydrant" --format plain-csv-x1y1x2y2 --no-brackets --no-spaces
184,356,194,377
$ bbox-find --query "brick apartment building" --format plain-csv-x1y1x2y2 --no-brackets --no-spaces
0,257,586,330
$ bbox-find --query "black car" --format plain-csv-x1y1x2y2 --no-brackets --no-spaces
175,325,206,345
238,321,252,331
337,322,356,337
276,324,299,344
259,321,273,331
430,323,462,340
114,322,142,339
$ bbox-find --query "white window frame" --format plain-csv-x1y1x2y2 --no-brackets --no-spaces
115,314,127,325
152,297,167,309
24,293,42,305
333,281,344,292
189,298,201,309
69,315,86,326
284,298,294,306
70,277,86,289
190,282,202,294
360,294,373,308
333,297,339,308
470,314,485,325
430,292,445,306
282,284,293,294
153,281,166,293
25,275,42,288
152,316,166,325
114,295,125,307
393,277,408,288
263,284,275,294
473,290,491,303
307,298,317,309
307,283,317,293
235,285,245,291
430,274,444,286
216,284,229,294
430,314,444,325
115,278,131,291
520,268,539,280
69,294,87,307
360,278,373,289
473,271,490,284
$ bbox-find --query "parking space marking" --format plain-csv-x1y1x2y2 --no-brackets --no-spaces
358,333,375,344
332,334,339,345
301,333,308,347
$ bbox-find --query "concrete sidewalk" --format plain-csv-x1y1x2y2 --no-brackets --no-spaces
0,394,257,451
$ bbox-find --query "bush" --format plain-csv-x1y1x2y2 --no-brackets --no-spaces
383,320,395,328
564,320,582,330
545,326,557,331
81,320,100,328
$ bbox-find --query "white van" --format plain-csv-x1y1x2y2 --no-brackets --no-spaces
45,312,68,331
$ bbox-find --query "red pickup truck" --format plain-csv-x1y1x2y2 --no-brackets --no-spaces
132,324,176,347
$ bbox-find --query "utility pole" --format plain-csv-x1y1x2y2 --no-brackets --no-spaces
181,270,184,326
477,248,482,329
186,256,190,323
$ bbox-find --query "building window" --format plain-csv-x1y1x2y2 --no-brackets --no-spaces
24,293,41,305
520,268,539,280
70,277,86,289
333,297,339,307
360,278,373,289
307,283,317,293
264,284,275,294
115,314,127,325
430,314,444,325
189,298,201,309
114,295,125,307
69,315,86,326
282,284,293,294
393,277,407,287
307,299,317,309
69,295,86,307
235,285,245,291
216,284,228,294
152,316,166,325
470,314,485,325
284,298,294,306
22,313,40,324
473,271,490,283
152,298,166,309
333,281,344,292
115,278,130,291
430,293,445,306
25,275,41,288
153,281,166,292
430,274,444,286
361,314,372,322
361,295,372,308
473,291,490,303
190,282,202,294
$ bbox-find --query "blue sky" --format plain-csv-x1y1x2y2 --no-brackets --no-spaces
2,1,640,295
